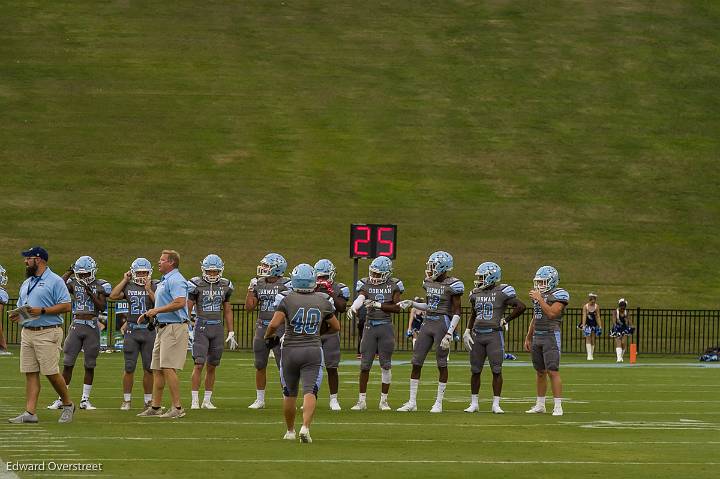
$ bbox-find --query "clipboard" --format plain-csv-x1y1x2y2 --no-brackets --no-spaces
8,305,40,325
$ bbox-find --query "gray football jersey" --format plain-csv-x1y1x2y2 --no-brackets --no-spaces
121,280,159,323
356,277,405,322
277,291,335,348
0,287,8,305
254,276,292,322
469,283,517,330
532,287,570,332
67,278,112,318
423,276,464,319
188,277,234,321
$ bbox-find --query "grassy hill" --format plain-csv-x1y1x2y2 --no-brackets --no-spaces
1,1,719,307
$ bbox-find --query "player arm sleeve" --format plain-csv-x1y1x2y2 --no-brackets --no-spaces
350,294,366,312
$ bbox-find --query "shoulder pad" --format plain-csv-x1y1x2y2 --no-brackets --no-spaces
222,278,234,289
394,279,405,293
551,288,570,302
97,279,112,294
189,276,202,285
0,288,8,304
501,284,517,297
447,278,464,294
356,279,367,292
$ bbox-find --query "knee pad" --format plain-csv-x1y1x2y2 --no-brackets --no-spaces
381,368,392,384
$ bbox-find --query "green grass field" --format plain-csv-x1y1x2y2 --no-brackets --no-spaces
2,1,719,307
1,349,719,478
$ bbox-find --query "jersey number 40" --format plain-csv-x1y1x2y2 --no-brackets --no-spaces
290,307,321,334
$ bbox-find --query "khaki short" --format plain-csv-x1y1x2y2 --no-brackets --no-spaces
20,326,64,376
151,323,188,370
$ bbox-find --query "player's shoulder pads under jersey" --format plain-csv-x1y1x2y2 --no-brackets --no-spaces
549,288,570,304
444,276,464,295
500,283,517,298
96,279,112,295
336,282,350,300
0,288,8,304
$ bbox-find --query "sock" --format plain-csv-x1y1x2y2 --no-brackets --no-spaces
144,394,152,404
191,391,199,402
470,394,478,406
204,391,212,402
586,343,591,357
537,396,546,407
409,379,419,404
380,393,388,402
81,384,92,401
436,382,447,402
358,393,366,403
257,389,265,402
589,344,594,356
616,347,623,359
554,397,562,408
123,393,131,402
492,395,500,407
329,393,338,401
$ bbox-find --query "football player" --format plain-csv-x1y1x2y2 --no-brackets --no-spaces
462,262,526,414
0,265,10,355
245,253,291,409
611,298,634,362
314,259,349,411
265,263,339,443
524,266,570,416
580,293,602,360
187,254,236,409
109,258,157,410
397,251,463,412
48,256,111,410
347,256,404,411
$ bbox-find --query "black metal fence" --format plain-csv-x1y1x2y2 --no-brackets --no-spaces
2,302,719,355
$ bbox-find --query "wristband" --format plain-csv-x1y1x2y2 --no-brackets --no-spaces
41,307,46,315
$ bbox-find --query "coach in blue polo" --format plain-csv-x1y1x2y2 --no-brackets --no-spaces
136,249,190,418
8,247,75,424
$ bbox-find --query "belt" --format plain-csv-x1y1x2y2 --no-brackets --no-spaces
24,324,61,331
534,330,554,336
198,319,222,325
73,319,97,327
425,314,446,321
474,328,502,334
260,320,271,327
157,321,187,329
127,322,149,330
368,320,390,327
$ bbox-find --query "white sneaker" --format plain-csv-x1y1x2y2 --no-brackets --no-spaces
329,398,342,411
350,400,367,411
201,400,216,409
379,399,391,411
525,404,546,414
79,400,96,410
283,430,296,440
120,400,131,411
299,427,312,444
617,358,624,363
492,405,505,414
396,402,417,412
464,403,479,413
552,406,564,416
248,400,265,409
47,399,63,410
430,401,443,413
191,400,200,410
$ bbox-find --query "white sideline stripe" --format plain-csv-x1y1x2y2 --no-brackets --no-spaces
107,420,577,427
64,458,720,465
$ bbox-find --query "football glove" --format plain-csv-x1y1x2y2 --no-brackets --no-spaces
248,277,258,292
462,328,474,351
225,331,238,350
363,299,382,310
317,279,334,294
500,317,509,330
265,335,280,349
346,308,356,321
397,299,414,310
440,333,452,350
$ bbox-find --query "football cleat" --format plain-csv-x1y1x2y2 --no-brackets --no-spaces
526,404,547,414
120,400,132,411
283,431,296,440
329,398,342,411
396,402,417,412
425,251,454,280
191,399,200,410
379,399,391,411
492,405,505,414
430,401,443,413
47,398,63,410
248,400,265,410
464,404,479,413
79,400,96,410
474,261,501,289
350,400,367,411
201,400,217,410
299,426,312,444
552,406,564,416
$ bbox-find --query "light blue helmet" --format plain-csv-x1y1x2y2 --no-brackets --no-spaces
369,256,393,285
475,262,501,289
291,263,316,293
425,251,454,280
73,256,97,285
130,257,153,286
533,265,559,293
257,253,288,277
0,264,7,287
201,254,224,283
314,259,336,283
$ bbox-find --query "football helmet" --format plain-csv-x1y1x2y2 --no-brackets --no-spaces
533,265,559,293
368,256,392,285
425,251,453,280
314,259,336,284
475,262,501,289
257,253,288,277
291,263,316,293
73,256,97,285
130,257,153,286
201,254,224,284
0,264,7,287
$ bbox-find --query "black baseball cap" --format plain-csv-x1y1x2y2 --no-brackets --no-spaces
21,246,49,261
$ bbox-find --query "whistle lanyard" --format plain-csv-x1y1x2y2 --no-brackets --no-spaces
26,275,42,298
